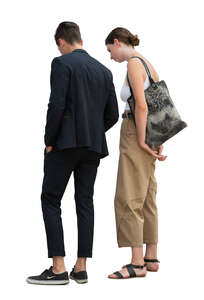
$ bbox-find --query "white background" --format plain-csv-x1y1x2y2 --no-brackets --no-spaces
1,0,203,299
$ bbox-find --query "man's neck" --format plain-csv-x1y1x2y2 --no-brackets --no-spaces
70,45,83,52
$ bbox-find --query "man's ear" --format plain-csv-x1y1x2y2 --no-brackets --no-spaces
58,38,66,47
57,38,62,47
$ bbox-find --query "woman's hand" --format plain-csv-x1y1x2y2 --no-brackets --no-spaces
155,145,167,161
139,142,167,161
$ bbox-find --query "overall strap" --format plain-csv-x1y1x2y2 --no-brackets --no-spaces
127,56,155,85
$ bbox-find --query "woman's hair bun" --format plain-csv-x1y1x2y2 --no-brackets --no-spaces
105,27,140,47
129,34,140,46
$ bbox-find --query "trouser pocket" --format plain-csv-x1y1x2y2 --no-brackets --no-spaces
44,146,58,156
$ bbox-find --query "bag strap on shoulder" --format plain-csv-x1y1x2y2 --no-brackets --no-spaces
127,56,155,85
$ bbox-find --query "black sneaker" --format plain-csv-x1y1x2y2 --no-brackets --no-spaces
70,267,88,284
26,266,69,285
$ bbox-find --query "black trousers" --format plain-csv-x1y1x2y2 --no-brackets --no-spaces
40,146,100,258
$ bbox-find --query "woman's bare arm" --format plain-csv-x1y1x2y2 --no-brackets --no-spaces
127,59,148,146
127,58,167,160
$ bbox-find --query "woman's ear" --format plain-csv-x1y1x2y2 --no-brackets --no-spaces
114,38,120,47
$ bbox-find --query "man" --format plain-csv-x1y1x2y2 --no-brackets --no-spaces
26,22,119,285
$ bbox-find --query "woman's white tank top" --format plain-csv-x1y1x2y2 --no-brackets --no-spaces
120,74,151,110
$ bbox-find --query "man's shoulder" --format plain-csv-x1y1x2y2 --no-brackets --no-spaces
50,53,79,73
52,52,112,78
90,56,112,75
88,55,113,80
53,52,76,64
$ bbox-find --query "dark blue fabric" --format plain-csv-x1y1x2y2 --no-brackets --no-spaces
44,49,119,158
41,147,101,258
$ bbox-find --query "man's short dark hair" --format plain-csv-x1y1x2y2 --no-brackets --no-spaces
55,21,82,46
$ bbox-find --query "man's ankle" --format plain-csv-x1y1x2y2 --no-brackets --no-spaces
74,258,87,272
52,255,66,273
52,265,66,274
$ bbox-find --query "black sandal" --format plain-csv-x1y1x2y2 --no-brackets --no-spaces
109,264,146,279
144,258,160,272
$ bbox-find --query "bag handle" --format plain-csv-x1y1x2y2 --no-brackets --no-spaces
127,56,155,85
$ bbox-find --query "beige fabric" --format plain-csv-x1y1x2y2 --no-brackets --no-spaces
114,117,158,247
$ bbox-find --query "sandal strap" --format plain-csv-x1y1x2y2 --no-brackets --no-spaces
131,264,146,269
144,258,160,263
113,271,123,278
125,264,146,277
126,265,136,278
115,264,146,279
123,263,145,269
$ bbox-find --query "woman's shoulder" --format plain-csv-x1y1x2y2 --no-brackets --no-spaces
127,55,159,82
127,58,146,81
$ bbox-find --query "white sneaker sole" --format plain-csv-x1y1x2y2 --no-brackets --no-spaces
26,278,69,285
70,275,88,284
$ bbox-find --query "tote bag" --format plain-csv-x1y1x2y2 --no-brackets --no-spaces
127,56,187,149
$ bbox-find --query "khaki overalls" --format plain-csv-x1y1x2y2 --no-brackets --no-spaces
114,113,158,247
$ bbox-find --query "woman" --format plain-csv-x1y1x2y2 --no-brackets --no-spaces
105,27,167,279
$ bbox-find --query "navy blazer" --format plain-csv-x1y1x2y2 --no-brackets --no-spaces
44,49,119,158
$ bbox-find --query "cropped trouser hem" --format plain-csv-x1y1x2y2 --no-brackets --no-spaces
77,252,92,258
118,242,143,248
48,251,66,258
118,240,158,248
143,240,158,245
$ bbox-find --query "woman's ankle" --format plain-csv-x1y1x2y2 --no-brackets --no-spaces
145,243,157,259
144,255,158,260
131,259,145,266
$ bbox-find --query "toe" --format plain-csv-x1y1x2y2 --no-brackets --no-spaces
108,273,117,278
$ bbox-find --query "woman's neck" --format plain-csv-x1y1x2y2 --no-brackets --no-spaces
125,49,142,62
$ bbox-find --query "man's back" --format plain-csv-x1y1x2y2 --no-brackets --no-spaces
44,48,119,158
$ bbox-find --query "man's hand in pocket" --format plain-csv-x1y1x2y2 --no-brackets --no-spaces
46,146,53,153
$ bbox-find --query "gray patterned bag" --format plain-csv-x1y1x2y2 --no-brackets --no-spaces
127,56,187,150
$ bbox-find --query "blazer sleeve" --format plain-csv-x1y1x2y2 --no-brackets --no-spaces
104,72,119,132
44,57,70,146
